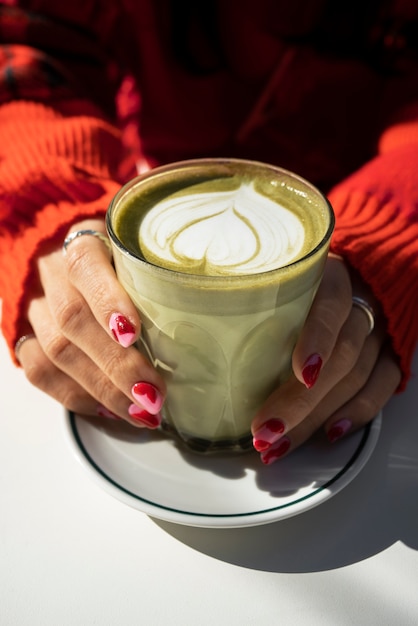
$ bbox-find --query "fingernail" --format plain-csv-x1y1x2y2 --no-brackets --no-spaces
131,381,163,414
97,405,121,420
260,437,291,465
327,418,352,443
253,418,286,452
128,404,161,428
109,313,136,348
302,353,323,389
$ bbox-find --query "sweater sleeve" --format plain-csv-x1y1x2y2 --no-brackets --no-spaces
0,5,127,364
329,110,418,390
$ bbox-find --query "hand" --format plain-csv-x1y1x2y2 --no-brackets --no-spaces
16,218,166,428
251,255,402,464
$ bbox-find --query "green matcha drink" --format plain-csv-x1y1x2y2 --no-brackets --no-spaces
106,159,334,453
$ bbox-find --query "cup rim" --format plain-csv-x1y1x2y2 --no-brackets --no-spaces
106,157,335,283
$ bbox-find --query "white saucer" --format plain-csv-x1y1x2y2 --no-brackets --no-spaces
65,411,382,528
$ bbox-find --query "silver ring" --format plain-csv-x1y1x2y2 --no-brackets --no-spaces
352,296,375,335
14,333,36,361
63,229,112,255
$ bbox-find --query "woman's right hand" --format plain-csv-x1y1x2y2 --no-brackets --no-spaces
15,217,166,428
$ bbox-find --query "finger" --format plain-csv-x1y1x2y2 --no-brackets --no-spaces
14,333,37,364
60,219,141,347
36,250,166,403
17,334,101,416
27,295,131,415
271,342,400,461
17,335,151,428
268,330,389,455
27,294,164,427
253,301,380,433
324,344,402,442
252,306,386,454
292,256,352,388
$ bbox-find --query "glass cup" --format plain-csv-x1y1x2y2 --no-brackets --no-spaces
106,159,334,454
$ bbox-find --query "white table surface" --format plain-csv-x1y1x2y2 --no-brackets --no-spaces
1,332,417,626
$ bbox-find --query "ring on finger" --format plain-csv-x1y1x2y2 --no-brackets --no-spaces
62,229,112,256
14,333,37,362
351,296,375,336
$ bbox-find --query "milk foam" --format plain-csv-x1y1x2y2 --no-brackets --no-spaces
139,181,305,275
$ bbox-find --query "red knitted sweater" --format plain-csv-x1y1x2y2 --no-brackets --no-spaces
1,1,418,388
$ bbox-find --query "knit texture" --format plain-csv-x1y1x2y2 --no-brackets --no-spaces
0,101,122,362
329,142,418,389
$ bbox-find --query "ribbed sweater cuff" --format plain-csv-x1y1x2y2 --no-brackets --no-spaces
329,188,418,390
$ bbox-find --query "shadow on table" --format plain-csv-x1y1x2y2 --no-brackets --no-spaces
153,389,418,573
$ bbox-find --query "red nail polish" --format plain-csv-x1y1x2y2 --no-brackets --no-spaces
253,439,271,452
327,418,352,443
260,437,291,465
131,381,163,414
253,418,286,451
109,313,136,348
128,404,161,428
302,353,323,389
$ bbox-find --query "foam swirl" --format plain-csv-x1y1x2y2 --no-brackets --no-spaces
139,181,305,275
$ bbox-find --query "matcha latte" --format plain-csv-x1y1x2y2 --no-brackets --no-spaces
107,159,334,453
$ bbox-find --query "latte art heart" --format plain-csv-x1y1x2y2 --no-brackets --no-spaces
139,181,305,275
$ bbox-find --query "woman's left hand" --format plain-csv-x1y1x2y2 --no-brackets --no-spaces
251,255,402,464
